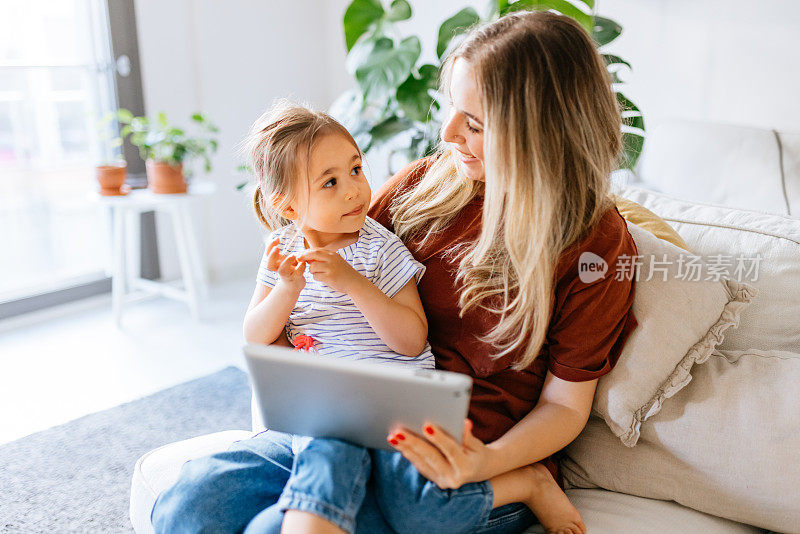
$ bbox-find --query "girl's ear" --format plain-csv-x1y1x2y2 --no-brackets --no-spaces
270,193,297,220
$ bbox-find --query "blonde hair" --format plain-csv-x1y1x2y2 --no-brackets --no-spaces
243,99,361,231
391,11,621,370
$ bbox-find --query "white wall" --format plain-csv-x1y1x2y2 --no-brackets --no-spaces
134,0,800,283
135,0,353,283
596,0,800,133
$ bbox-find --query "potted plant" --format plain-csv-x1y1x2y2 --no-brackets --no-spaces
117,109,219,194
95,112,128,196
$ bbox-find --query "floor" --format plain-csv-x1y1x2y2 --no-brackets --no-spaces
0,276,256,446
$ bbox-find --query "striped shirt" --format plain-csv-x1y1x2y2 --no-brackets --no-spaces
256,216,435,368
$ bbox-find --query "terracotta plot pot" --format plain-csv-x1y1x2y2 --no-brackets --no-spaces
96,163,129,196
146,160,186,194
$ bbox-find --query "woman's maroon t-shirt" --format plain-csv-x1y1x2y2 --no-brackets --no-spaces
368,157,639,488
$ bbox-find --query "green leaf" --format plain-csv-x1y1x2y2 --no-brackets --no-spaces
620,130,644,170
347,36,421,107
116,108,133,123
191,113,204,123
602,53,631,70
616,91,644,169
343,0,385,51
593,16,622,47
120,125,131,138
604,54,631,83
130,132,146,147
209,139,218,152
369,115,413,147
500,0,593,33
396,63,440,122
157,111,168,127
387,0,412,22
616,92,643,127
131,116,148,131
437,7,480,59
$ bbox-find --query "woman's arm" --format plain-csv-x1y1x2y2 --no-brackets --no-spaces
481,372,597,477
387,371,597,488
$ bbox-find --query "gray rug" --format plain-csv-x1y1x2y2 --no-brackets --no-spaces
0,366,251,533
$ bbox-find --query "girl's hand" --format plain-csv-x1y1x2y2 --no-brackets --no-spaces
386,419,497,489
266,238,306,290
296,248,363,294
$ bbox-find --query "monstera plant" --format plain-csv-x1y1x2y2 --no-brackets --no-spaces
329,0,644,175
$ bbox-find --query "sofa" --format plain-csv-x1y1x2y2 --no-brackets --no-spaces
130,119,800,533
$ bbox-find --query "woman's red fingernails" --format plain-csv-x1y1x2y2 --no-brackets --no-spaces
424,425,434,435
389,438,399,446
395,433,405,441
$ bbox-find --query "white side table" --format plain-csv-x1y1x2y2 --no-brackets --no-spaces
95,181,216,326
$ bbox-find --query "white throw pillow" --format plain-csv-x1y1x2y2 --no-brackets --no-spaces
563,348,800,533
617,185,800,353
594,221,756,447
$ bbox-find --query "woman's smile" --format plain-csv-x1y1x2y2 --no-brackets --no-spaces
456,150,480,164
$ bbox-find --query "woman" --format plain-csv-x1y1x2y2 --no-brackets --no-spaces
153,10,638,534
360,10,638,533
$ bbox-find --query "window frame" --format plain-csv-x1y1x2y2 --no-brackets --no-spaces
0,0,160,321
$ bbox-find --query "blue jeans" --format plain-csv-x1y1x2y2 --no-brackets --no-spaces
371,449,536,534
150,430,536,534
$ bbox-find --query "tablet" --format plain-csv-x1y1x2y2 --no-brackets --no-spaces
243,343,473,451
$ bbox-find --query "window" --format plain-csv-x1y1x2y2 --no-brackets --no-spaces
0,0,151,317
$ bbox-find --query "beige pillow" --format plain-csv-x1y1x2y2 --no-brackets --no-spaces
611,193,691,252
563,348,800,533
594,221,756,447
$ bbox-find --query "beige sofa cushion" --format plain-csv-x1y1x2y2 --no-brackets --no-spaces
526,489,762,534
635,119,796,216
563,348,800,533
593,221,755,447
617,185,800,353
611,193,690,251
129,430,253,534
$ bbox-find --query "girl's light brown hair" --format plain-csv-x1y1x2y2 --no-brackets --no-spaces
391,11,622,370
244,99,361,231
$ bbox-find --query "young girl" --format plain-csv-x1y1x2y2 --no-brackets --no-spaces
151,99,589,534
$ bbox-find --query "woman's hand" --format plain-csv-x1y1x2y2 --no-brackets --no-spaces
387,419,498,489
265,238,306,291
296,248,363,294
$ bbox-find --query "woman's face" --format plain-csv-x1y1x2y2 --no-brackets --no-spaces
442,58,485,182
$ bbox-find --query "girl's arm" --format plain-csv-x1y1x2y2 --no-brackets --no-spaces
348,276,428,357
297,248,428,357
243,281,302,345
243,239,306,345
386,372,596,488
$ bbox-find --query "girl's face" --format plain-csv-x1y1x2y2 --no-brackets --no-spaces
442,58,485,182
287,132,371,243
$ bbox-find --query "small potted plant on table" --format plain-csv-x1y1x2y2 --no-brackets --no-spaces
95,113,128,195
117,109,219,194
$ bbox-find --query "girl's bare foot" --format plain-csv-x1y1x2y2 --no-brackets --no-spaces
521,463,587,534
